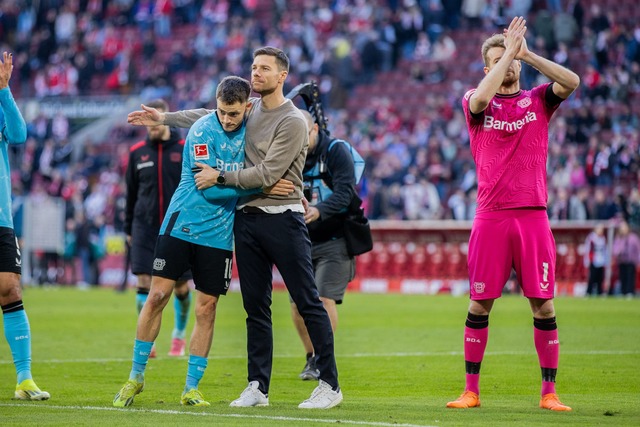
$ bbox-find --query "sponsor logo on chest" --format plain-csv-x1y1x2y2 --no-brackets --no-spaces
483,111,538,132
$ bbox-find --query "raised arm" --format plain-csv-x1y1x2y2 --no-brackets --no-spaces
164,109,211,128
518,46,580,99
127,105,211,128
0,52,26,144
469,17,527,114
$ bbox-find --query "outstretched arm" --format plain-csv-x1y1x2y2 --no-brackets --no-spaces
127,105,211,128
0,52,26,144
164,109,211,128
469,17,527,114
127,104,166,126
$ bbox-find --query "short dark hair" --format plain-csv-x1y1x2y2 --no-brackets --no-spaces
216,76,251,104
253,46,290,72
146,99,169,112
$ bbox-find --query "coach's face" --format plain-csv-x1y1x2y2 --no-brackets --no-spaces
251,55,287,96
485,46,521,86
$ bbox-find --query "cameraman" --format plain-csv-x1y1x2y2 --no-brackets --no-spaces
291,109,357,380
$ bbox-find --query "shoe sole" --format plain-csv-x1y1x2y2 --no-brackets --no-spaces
299,373,319,381
14,391,50,401
299,393,343,409
446,402,481,408
182,401,210,406
229,402,269,407
113,386,143,407
540,403,572,411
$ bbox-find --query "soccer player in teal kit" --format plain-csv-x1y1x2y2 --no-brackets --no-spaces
446,17,579,411
0,51,50,401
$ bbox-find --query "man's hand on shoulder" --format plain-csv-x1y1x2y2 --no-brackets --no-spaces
128,104,166,126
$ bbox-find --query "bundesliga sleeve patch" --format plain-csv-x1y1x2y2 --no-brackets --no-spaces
194,144,210,160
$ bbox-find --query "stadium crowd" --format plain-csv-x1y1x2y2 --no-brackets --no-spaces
1,0,639,284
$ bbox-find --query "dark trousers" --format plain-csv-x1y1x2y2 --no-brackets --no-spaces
234,209,338,394
619,263,637,295
587,265,604,295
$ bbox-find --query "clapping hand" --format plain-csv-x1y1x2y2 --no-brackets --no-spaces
503,17,528,60
0,52,14,90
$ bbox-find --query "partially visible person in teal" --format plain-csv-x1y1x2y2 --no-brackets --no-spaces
0,51,50,401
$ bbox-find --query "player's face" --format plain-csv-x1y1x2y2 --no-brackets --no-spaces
485,47,521,86
216,100,250,132
251,55,287,95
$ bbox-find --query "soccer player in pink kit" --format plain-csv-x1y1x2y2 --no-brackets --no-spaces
446,17,579,411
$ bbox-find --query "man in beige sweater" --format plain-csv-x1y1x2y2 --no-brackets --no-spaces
127,47,342,410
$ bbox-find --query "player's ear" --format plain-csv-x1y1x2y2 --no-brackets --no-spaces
483,66,489,75
244,101,253,114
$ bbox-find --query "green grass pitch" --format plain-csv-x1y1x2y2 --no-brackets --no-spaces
0,287,639,426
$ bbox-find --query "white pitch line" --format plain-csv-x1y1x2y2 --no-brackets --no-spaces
0,349,637,366
0,403,437,427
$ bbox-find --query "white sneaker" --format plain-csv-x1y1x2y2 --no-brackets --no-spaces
298,380,343,409
229,381,269,407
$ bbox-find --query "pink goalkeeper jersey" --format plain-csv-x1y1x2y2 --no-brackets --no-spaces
462,83,561,214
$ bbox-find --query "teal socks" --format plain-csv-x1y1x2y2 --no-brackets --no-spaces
129,339,154,381
173,291,191,339
185,354,207,391
3,302,32,383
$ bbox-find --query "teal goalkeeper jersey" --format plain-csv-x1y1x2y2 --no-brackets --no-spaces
159,112,255,251
0,88,27,229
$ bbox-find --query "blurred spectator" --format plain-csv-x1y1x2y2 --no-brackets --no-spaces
402,175,441,220
430,32,456,61
583,224,608,296
628,189,640,232
592,187,619,220
612,221,640,297
569,187,589,220
154,0,173,37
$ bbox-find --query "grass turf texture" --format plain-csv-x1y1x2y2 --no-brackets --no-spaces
0,287,638,426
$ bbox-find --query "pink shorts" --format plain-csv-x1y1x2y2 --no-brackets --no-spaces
467,209,556,300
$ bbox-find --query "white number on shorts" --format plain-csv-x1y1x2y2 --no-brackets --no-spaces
542,262,549,283
224,258,233,280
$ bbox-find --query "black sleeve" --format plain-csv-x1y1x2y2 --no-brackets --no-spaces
545,83,564,107
316,142,357,220
124,152,137,235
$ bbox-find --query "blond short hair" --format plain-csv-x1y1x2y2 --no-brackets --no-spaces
481,34,505,66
